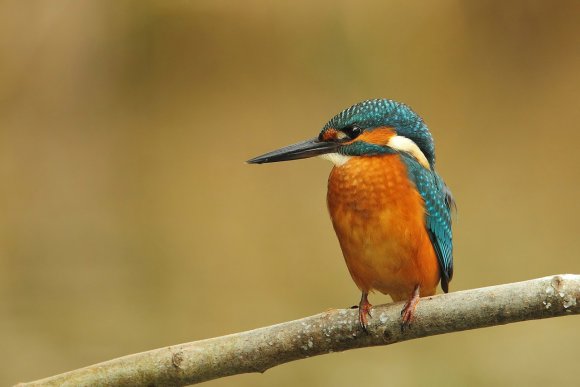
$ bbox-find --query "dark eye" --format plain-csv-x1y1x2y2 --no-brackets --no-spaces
343,125,362,139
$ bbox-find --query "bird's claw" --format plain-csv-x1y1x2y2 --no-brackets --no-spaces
400,285,421,332
400,301,415,332
358,292,372,333
359,303,372,333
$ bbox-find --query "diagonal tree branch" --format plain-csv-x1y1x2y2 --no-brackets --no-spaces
17,274,580,387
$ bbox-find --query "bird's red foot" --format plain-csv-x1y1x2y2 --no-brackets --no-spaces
400,285,421,331
358,292,372,333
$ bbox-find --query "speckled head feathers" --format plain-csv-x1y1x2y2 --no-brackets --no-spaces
321,99,436,166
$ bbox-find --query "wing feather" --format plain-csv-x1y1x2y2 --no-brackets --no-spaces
401,155,454,292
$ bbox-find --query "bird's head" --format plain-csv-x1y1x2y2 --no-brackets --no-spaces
247,99,435,170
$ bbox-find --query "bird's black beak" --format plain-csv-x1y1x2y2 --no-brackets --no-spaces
247,137,340,164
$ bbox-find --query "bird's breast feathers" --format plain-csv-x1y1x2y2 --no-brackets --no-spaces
326,154,440,300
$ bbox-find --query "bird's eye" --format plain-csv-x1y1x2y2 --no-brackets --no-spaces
343,125,362,139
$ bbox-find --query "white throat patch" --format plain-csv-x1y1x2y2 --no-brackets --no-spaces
387,135,431,170
319,152,351,166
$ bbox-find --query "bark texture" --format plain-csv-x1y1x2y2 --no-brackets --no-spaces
16,274,580,386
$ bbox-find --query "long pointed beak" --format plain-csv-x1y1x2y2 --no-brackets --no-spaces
247,137,340,164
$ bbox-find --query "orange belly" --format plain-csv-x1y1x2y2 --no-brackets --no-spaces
327,155,440,302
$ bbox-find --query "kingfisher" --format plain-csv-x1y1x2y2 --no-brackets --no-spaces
247,99,454,331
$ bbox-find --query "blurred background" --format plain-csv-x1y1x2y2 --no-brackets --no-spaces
1,1,579,386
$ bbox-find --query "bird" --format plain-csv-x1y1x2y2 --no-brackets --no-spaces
247,99,454,332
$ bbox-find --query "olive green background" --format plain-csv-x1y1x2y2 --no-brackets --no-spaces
1,1,579,386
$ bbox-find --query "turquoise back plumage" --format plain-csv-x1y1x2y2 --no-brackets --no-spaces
401,154,454,291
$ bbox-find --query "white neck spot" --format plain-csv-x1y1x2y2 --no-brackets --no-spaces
319,153,351,166
387,135,431,170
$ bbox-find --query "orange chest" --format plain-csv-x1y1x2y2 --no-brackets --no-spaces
326,155,438,298
327,155,424,225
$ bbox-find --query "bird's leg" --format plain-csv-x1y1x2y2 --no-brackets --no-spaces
400,284,421,331
358,291,372,333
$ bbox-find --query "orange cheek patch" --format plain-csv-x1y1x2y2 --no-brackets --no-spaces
354,127,396,145
321,128,338,141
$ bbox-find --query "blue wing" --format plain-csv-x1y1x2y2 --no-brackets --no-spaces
401,154,454,292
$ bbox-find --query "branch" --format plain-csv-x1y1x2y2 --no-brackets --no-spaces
17,274,580,386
